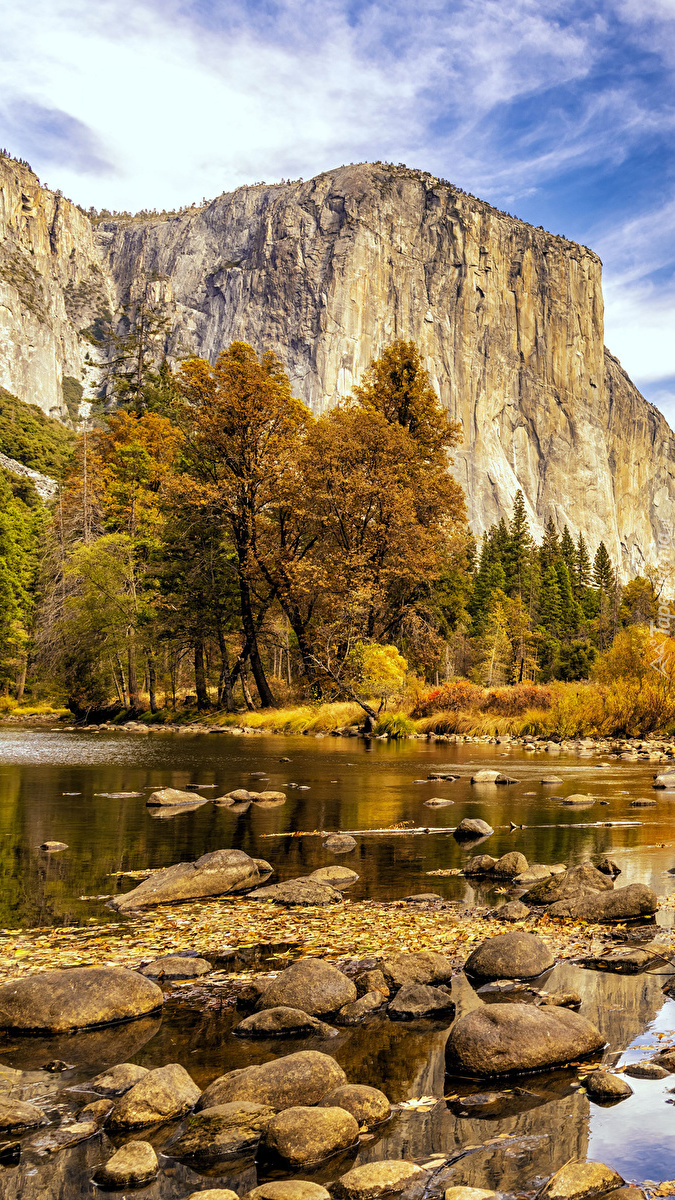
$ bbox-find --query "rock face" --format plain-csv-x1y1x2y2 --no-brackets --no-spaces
0,966,162,1032
445,1002,605,1075
108,849,272,911
464,932,555,982
196,1051,347,1112
3,154,675,571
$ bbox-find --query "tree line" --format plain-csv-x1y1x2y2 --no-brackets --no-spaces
0,338,660,713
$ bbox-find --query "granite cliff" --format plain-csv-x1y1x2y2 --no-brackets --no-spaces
1,154,672,575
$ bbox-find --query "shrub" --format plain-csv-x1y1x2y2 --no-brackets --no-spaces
375,712,417,738
482,684,553,715
411,679,484,717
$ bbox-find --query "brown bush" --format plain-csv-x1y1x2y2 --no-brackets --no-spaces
482,684,554,715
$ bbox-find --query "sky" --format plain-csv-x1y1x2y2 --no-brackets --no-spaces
2,0,675,421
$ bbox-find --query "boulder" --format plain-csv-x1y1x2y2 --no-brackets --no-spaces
524,862,614,907
381,950,453,989
463,855,496,876
454,819,494,840
107,1062,201,1128
471,770,500,783
623,1060,669,1079
197,1051,346,1112
234,1007,337,1038
401,893,442,903
140,954,211,979
560,795,595,806
335,992,386,1025
244,1184,330,1200
356,969,389,997
445,1002,605,1076
491,852,529,878
538,991,581,1008
538,1161,624,1200
653,772,675,788
263,1105,358,1165
0,1098,47,1132
166,1100,275,1160
248,878,343,906
257,959,356,1015
319,1084,390,1129
252,791,287,807
0,966,162,1032
216,789,255,803
109,849,273,911
80,1062,149,1096
324,834,357,853
464,932,555,982
652,1048,675,1069
147,787,205,806
309,866,359,888
514,864,551,885
494,900,530,922
333,1161,423,1200
547,883,658,922
387,982,455,1021
584,1071,633,1101
94,1140,158,1187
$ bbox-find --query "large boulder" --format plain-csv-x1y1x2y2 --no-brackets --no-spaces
263,1105,358,1165
108,849,272,911
524,862,614,907
465,932,555,982
147,787,205,806
248,879,343,906
257,959,356,1015
319,1084,390,1129
387,983,455,1021
454,818,494,840
381,951,453,990
166,1101,275,1160
94,1141,158,1187
548,883,658,922
196,1051,346,1112
538,1161,624,1200
0,967,162,1032
234,1007,337,1038
107,1063,201,1128
445,1002,605,1075
491,852,529,878
333,1161,423,1200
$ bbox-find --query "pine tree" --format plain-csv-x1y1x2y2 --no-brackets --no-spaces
560,525,575,568
468,534,506,636
575,533,591,591
555,560,577,641
539,516,560,570
538,563,562,637
504,490,533,597
592,541,616,593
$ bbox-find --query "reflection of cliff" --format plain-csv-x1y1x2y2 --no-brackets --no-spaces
550,962,666,1055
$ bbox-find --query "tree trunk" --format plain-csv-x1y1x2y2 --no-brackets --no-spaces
216,627,236,711
147,652,158,714
238,573,275,707
109,655,124,706
194,638,209,710
237,657,255,710
127,636,139,710
15,659,27,704
116,652,129,707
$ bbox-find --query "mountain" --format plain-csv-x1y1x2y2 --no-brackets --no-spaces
1,153,672,575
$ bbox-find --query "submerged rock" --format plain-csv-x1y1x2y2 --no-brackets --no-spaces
576,946,661,973
107,1062,201,1128
323,834,357,853
0,966,162,1032
309,866,359,888
39,841,68,851
333,1160,423,1200
197,1051,346,1112
464,932,554,982
0,1098,47,1132
263,1105,358,1165
623,1061,669,1079
319,1084,390,1129
140,954,211,979
584,1071,633,1101
109,849,272,911
94,1140,158,1187
234,1007,337,1038
257,959,356,1015
78,1062,149,1096
445,1002,605,1076
244,1183,331,1200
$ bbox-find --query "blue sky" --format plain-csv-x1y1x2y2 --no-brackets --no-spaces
2,0,675,419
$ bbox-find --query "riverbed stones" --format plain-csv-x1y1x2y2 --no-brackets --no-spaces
444,1189,497,1200
335,992,386,1025
454,819,494,840
309,866,359,888
324,834,357,853
547,883,658,922
623,1060,669,1079
140,954,211,979
197,1051,347,1112
263,1105,358,1165
166,1100,275,1160
381,950,453,989
80,1062,149,1096
249,878,343,906
257,959,356,1015
111,849,273,911
387,982,455,1021
147,787,205,806
106,1063,201,1128
94,1140,158,1187
0,966,163,1032
560,795,595,806
355,969,389,997
234,1007,337,1038
471,770,501,783
244,1183,331,1200
524,862,614,907
463,855,496,875
514,864,552,885
217,789,256,804
494,900,531,922
577,947,660,973
445,1002,605,1076
333,1160,423,1200
319,1084,390,1128
0,1098,47,1132
584,1071,633,1101
465,932,554,982
538,1161,624,1200
491,852,529,878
